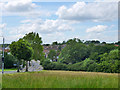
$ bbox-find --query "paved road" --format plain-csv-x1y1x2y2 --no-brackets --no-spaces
0,60,43,74
0,71,17,74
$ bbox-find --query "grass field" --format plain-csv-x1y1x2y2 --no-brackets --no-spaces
0,74,1,89
0,69,17,71
2,70,118,88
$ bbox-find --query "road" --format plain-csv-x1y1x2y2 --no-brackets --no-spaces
0,60,43,74
0,70,17,74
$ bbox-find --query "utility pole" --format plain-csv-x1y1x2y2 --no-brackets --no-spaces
2,37,4,74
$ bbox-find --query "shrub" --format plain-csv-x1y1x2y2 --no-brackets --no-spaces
4,53,17,69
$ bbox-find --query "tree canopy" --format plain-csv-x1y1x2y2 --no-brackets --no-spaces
23,32,44,62
9,39,33,72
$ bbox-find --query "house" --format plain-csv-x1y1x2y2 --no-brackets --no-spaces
0,47,2,52
114,45,119,47
4,46,10,52
43,44,66,58
0,46,10,53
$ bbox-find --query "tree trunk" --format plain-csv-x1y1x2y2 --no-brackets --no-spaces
26,61,28,72
29,61,31,66
17,60,20,72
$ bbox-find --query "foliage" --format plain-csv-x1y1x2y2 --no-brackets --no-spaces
48,50,57,61
66,38,82,45
67,58,98,72
4,52,17,69
52,41,58,45
43,48,119,73
91,44,117,54
59,42,89,64
98,49,120,73
89,52,100,62
9,39,33,72
84,40,100,44
42,59,67,70
23,32,45,62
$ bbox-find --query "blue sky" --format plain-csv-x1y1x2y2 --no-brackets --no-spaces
0,0,118,44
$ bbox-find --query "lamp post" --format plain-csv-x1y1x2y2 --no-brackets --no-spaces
0,36,4,74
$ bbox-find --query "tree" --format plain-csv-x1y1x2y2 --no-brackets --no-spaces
98,49,119,73
62,41,66,44
4,52,17,69
23,32,44,63
52,41,58,45
89,52,100,63
101,42,106,44
66,38,82,45
59,42,89,64
10,39,33,72
48,50,57,61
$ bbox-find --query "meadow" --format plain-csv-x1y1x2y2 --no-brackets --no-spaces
0,74,1,89
2,70,118,88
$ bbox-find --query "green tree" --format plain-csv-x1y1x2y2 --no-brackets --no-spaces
59,42,89,64
4,52,17,69
89,52,100,63
52,41,58,45
48,50,57,61
66,38,82,45
10,39,33,72
98,49,119,73
23,32,44,63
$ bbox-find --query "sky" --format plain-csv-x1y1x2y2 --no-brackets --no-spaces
0,0,119,44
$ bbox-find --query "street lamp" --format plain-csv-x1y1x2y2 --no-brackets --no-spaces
0,36,4,74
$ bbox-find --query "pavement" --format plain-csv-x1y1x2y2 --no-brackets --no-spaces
0,71,17,74
0,60,43,74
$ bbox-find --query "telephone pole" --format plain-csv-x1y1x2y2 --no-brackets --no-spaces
0,36,4,74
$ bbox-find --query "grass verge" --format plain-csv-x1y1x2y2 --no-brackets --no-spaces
0,68,17,71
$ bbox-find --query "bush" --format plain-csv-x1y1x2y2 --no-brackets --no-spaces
42,59,67,70
42,59,52,70
4,53,17,69
67,58,98,72
67,62,84,71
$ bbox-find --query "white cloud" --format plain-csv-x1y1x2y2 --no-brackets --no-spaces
7,19,73,43
95,0,120,2
1,0,52,18
85,25,117,42
86,25,108,33
85,25,108,41
0,24,6,37
17,19,73,34
56,2,117,22
0,30,2,36
3,0,36,12
5,34,24,43
0,24,6,29
42,32,65,44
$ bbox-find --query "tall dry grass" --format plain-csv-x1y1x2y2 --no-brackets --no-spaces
2,70,118,88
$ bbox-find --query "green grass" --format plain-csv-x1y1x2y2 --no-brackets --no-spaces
0,68,17,71
2,70,118,88
0,74,1,89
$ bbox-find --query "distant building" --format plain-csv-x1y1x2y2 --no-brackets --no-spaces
0,47,2,52
43,44,66,58
114,45,119,47
0,46,10,53
4,46,10,52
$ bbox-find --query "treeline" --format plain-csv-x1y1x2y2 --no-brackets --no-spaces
43,39,120,46
42,38,120,73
